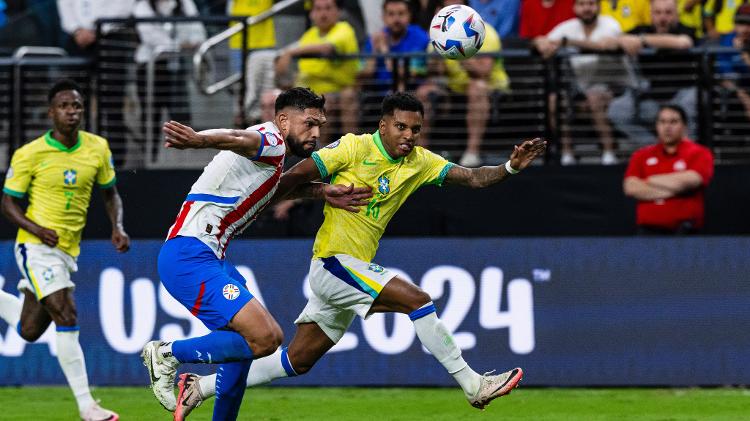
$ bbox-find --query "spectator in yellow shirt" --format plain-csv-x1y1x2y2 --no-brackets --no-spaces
276,0,359,143
600,0,652,32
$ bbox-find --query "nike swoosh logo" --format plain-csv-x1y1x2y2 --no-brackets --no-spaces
490,369,519,395
363,159,377,166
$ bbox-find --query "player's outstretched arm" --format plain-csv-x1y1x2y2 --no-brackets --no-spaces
444,138,546,188
101,186,130,253
0,194,59,247
162,120,262,159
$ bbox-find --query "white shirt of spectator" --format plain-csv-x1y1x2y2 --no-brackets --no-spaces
166,122,286,259
546,15,623,89
134,0,207,63
57,0,136,34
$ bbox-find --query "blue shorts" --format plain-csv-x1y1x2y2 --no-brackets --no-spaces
158,236,254,330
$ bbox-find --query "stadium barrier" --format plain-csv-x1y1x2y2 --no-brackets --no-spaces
0,238,747,387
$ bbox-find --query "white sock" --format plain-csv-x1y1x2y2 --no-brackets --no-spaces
0,289,21,328
411,302,481,397
200,347,290,398
56,329,95,412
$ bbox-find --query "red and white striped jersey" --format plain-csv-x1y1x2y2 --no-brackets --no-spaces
166,122,285,258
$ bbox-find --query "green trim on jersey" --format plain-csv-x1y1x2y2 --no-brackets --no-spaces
311,152,329,178
372,131,402,164
45,130,82,153
2,187,25,198
99,177,117,189
424,162,455,187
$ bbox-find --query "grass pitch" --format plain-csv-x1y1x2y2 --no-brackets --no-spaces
0,386,747,420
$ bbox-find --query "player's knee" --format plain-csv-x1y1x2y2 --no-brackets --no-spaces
409,289,433,311
249,328,283,358
19,322,44,342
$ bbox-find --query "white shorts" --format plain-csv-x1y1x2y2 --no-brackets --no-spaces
295,254,398,343
15,243,78,300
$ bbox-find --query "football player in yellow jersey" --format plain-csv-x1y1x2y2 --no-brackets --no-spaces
176,92,545,417
0,80,129,421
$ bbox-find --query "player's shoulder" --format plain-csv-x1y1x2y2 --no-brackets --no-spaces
407,145,446,165
15,133,47,155
79,130,110,150
246,121,283,146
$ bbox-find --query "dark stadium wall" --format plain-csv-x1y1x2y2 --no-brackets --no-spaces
0,166,748,238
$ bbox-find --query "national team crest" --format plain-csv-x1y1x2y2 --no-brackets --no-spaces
368,263,385,273
377,175,390,195
223,284,240,300
63,169,77,185
42,268,54,283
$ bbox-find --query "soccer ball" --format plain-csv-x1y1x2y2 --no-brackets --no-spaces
429,5,486,60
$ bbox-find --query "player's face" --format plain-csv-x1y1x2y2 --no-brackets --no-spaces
655,108,685,146
311,0,339,31
574,0,599,25
651,0,677,32
49,90,84,134
379,109,422,158
284,107,326,158
383,2,411,36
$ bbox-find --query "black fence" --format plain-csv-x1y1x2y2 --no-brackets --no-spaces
4,16,750,168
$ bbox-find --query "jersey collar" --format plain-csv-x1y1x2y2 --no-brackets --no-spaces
45,130,82,153
373,130,402,164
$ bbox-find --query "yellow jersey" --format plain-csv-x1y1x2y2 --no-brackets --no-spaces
445,24,510,94
704,0,742,34
310,131,453,262
297,21,359,94
600,0,651,32
3,130,117,257
229,0,276,49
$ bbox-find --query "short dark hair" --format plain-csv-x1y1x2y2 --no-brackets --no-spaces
312,0,342,9
48,79,83,104
657,103,687,124
381,92,424,117
274,87,326,114
383,0,412,10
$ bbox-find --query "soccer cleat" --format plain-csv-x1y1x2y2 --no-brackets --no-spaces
80,402,119,421
141,340,179,411
467,367,524,410
174,373,205,421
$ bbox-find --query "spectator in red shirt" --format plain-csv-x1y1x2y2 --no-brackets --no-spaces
623,104,714,234
519,0,575,39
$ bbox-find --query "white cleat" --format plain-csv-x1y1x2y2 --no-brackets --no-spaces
80,402,119,421
174,373,205,421
468,367,524,410
141,340,179,411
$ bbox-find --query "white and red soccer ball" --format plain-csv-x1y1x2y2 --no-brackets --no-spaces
429,5,486,60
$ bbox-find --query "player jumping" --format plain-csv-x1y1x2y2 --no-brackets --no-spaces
172,92,546,419
141,87,372,420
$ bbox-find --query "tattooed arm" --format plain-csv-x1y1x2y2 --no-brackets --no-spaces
444,138,547,188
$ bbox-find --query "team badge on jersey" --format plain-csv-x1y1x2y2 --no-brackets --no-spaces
377,175,390,195
63,169,77,185
368,263,385,273
42,268,54,283
223,284,240,300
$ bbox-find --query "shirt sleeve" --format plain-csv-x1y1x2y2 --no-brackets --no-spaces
624,150,645,179
3,147,33,198
96,140,117,188
687,147,714,186
420,149,454,187
310,134,358,179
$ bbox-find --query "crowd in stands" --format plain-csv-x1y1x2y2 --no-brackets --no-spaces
1,0,750,167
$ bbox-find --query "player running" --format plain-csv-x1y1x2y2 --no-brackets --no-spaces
141,87,371,420
174,92,546,419
0,79,129,421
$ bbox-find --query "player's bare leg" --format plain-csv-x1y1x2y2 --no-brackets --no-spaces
17,289,52,341
371,276,523,410
41,288,118,420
